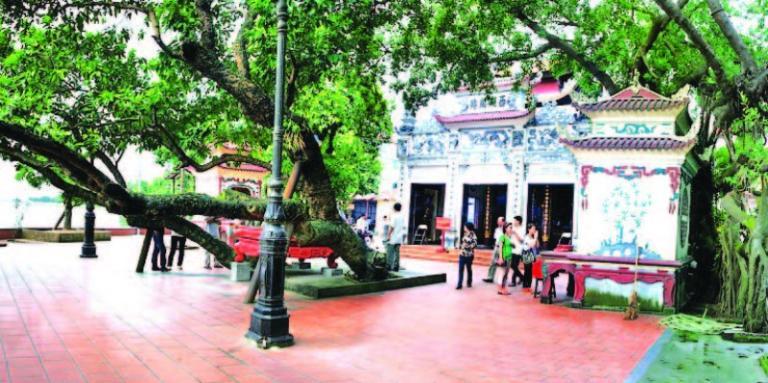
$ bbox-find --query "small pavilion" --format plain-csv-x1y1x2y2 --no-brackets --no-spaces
542,84,699,311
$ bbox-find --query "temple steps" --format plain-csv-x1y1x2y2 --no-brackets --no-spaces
400,245,493,266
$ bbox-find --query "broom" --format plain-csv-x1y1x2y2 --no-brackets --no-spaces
624,244,641,320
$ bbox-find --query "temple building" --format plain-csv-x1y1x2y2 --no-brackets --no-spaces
388,73,584,248
383,75,698,310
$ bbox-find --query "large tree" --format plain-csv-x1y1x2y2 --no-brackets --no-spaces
389,0,767,330
0,0,394,279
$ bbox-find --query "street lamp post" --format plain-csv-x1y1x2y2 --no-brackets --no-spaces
245,0,294,348
80,201,98,258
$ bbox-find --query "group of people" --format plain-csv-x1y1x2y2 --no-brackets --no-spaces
149,227,188,272
456,215,540,294
149,216,223,272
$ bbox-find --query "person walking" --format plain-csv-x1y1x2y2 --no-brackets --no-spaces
509,216,525,287
386,203,405,272
204,217,221,270
166,230,187,271
456,223,478,290
150,227,169,272
497,223,515,295
522,223,540,292
483,216,506,283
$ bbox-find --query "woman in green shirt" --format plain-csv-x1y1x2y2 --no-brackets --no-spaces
498,223,515,295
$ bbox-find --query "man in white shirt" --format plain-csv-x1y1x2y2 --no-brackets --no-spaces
385,203,405,271
482,216,506,283
355,215,369,234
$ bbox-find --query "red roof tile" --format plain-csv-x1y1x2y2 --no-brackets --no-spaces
435,110,530,124
560,136,695,150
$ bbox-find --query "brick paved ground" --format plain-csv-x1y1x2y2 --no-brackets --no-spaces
0,236,663,383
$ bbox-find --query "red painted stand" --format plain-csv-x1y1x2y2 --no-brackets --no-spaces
435,217,452,253
540,251,680,308
231,227,338,269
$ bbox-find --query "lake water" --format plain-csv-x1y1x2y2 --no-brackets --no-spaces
0,200,127,229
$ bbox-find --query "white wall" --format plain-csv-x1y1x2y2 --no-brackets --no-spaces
575,158,683,261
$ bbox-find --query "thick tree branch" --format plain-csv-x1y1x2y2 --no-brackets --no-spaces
152,121,270,171
633,0,690,79
110,193,306,222
95,150,127,187
146,8,182,60
491,43,553,64
233,7,255,79
0,121,113,189
515,12,619,94
0,142,99,202
653,0,727,85
194,0,216,50
705,0,758,74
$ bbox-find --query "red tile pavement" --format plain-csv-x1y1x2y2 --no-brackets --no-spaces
0,237,664,383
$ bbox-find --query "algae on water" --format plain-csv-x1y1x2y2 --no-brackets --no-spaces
660,314,740,335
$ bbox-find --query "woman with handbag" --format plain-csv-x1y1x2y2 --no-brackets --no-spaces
456,223,478,290
497,223,515,295
522,223,540,292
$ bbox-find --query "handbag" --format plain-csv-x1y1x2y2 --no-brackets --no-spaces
496,257,505,266
522,249,536,264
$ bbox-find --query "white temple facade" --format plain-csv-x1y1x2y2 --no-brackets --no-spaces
388,74,585,249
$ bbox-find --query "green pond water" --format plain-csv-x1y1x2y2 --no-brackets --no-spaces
639,331,768,383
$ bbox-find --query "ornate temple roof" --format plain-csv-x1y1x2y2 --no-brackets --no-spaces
559,136,696,151
574,86,688,113
434,109,530,124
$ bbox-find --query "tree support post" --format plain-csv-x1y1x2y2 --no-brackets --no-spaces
245,0,293,349
80,201,97,258
136,230,153,273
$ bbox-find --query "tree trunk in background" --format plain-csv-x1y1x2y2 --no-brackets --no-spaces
63,196,73,230
689,164,719,305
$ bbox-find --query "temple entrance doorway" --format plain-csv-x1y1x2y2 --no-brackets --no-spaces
461,184,508,248
526,184,574,250
408,184,445,244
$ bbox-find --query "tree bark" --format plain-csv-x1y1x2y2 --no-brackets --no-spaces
293,130,371,278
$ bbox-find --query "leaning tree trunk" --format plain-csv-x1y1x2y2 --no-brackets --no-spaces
125,214,236,266
293,130,370,278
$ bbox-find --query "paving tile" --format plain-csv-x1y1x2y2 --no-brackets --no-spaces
0,237,665,382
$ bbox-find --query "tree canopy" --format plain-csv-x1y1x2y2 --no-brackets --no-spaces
0,0,397,278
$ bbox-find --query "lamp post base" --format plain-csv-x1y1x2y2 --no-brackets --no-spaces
80,244,97,258
245,310,294,349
